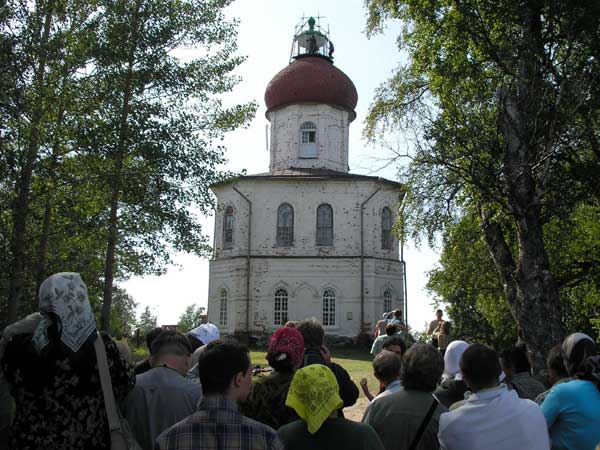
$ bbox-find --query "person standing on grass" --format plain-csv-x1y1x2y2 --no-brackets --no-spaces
296,318,359,412
541,333,600,450
2,273,135,450
361,350,402,410
438,344,549,450
241,327,304,429
278,364,384,450
371,324,398,356
124,330,201,450
156,339,284,450
363,343,447,450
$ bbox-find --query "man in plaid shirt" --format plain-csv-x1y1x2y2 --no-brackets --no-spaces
156,340,284,450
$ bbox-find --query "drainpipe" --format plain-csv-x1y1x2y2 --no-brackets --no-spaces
232,186,252,335
401,241,408,326
360,184,381,334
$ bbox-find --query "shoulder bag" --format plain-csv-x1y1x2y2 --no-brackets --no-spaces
408,396,439,450
94,334,142,450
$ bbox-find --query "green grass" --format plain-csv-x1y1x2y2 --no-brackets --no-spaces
250,346,378,400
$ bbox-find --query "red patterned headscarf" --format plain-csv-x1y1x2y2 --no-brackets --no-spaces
267,327,305,369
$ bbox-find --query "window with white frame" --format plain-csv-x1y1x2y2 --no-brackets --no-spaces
382,207,393,250
219,288,228,326
322,289,336,327
299,121,317,158
277,203,294,246
274,288,288,325
223,205,234,248
316,203,333,246
383,289,393,314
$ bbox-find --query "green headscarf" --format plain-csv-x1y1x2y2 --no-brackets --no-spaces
285,364,343,434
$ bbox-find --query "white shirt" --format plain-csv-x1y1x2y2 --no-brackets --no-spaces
438,384,550,450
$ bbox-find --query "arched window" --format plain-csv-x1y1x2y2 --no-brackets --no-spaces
316,203,333,246
383,289,393,314
219,288,228,326
277,203,294,246
382,207,393,250
299,121,317,158
223,205,234,248
322,289,336,327
274,288,288,325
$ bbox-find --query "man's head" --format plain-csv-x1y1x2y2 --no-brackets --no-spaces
546,344,569,386
149,330,193,375
460,343,502,392
394,309,402,318
385,323,398,336
296,318,325,349
197,339,252,401
382,336,407,356
373,350,401,386
436,309,443,320
401,343,444,392
500,344,531,376
146,327,164,352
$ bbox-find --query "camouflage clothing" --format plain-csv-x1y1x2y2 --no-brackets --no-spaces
241,371,298,430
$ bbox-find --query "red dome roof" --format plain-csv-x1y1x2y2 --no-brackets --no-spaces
265,56,358,119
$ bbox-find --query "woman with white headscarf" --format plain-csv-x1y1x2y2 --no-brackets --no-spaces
541,333,600,450
434,340,470,408
2,273,135,450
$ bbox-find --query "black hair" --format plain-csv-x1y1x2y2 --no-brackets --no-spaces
503,345,531,374
401,343,444,392
385,323,398,336
197,339,251,395
547,344,568,379
373,350,401,385
436,309,443,314
460,344,502,390
150,330,192,357
187,334,204,352
146,327,164,352
296,318,324,349
382,336,407,356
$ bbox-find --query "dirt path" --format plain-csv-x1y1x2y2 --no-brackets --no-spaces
344,397,370,422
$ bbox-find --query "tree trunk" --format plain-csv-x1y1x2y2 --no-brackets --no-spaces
100,0,142,332
494,1,566,372
7,1,54,323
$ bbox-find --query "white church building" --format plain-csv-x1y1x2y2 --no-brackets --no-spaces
207,18,406,338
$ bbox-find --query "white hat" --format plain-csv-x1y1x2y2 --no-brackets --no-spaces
187,323,220,345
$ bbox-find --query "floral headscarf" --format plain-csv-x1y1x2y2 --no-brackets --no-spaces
32,273,96,354
267,327,305,369
443,340,469,380
285,364,343,434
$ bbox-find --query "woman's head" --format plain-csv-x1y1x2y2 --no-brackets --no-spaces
267,327,305,372
443,340,469,380
33,273,96,355
562,333,600,389
285,364,342,434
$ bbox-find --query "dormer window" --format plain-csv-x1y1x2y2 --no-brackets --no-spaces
299,121,317,158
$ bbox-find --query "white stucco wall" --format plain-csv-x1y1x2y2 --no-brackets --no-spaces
267,104,351,172
207,177,404,336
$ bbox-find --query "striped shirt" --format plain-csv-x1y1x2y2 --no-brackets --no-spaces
155,396,284,450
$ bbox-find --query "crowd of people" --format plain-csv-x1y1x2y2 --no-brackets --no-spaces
1,272,600,450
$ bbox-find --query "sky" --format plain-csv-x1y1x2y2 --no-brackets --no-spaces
123,0,442,333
